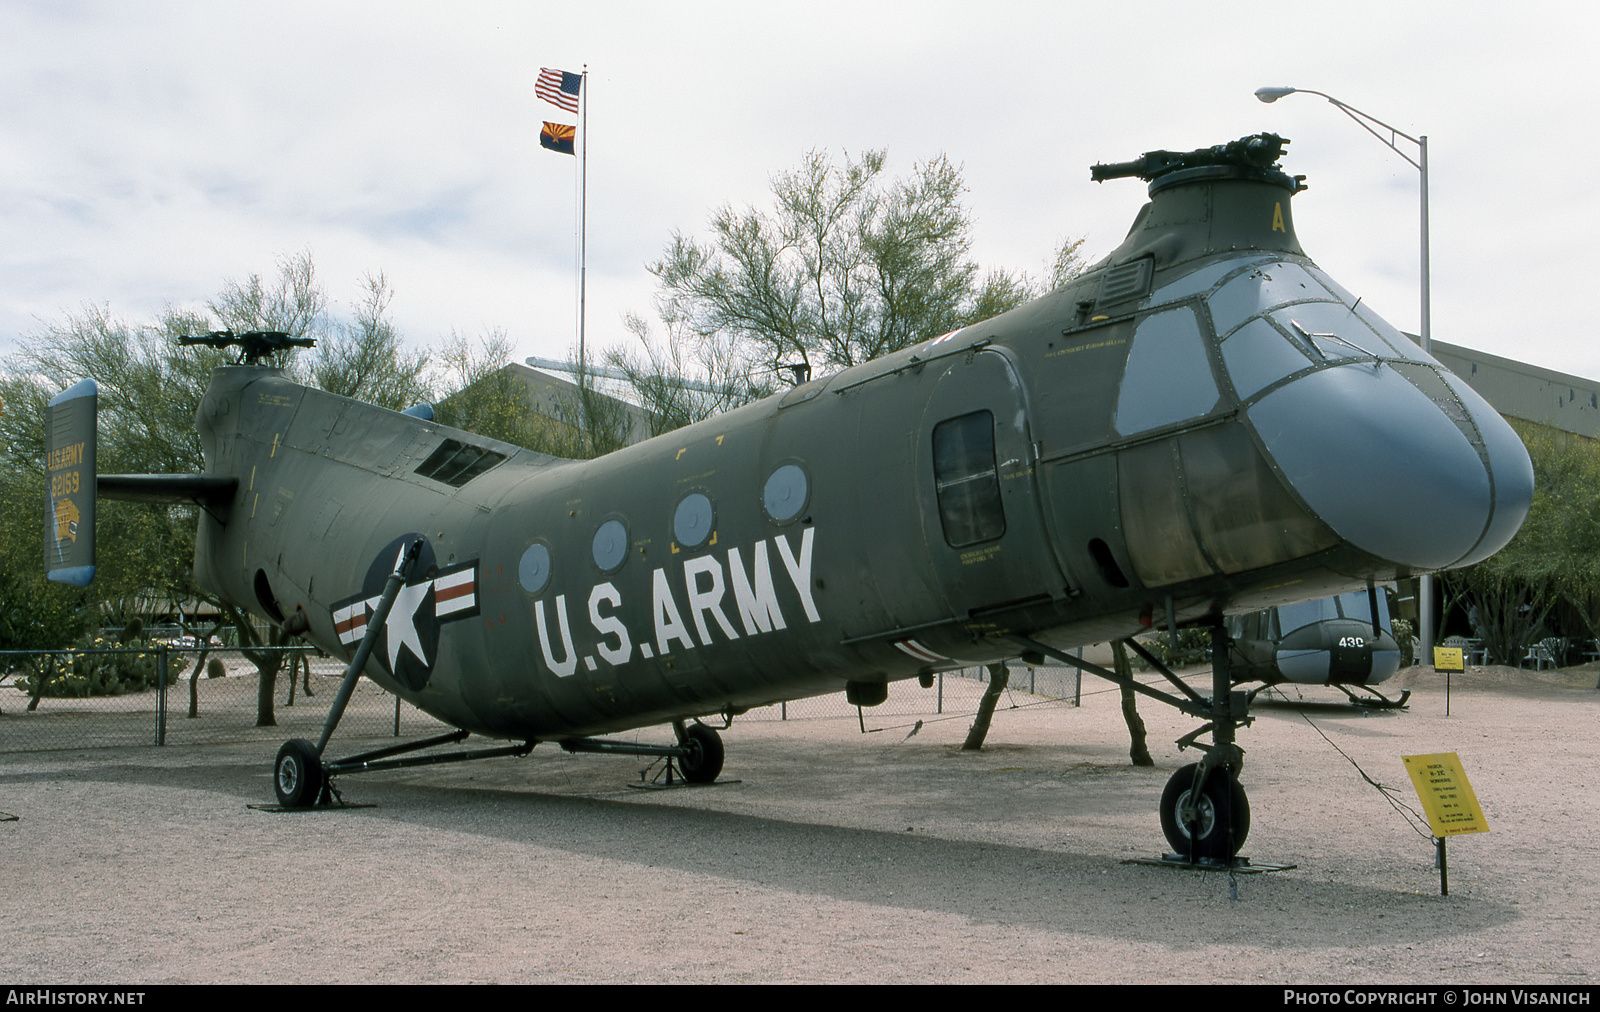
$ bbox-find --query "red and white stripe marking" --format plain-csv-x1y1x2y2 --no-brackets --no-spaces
333,565,477,647
434,567,477,616
893,639,953,664
334,602,367,647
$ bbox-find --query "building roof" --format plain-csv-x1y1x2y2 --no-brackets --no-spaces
1432,340,1600,440
508,362,655,446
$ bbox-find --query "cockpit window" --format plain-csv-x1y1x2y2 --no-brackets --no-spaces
1304,266,1427,362
1213,260,1427,365
1221,318,1313,399
1334,589,1389,624
1113,307,1219,436
1149,259,1253,307
1272,303,1389,361
1277,596,1339,635
1207,262,1322,337
1350,302,1428,361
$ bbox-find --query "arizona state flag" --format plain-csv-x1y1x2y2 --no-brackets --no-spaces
540,122,575,156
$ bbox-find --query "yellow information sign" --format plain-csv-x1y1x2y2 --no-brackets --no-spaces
1402,753,1489,837
1432,645,1465,672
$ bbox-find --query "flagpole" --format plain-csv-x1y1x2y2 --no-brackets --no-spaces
536,66,589,447
579,66,588,444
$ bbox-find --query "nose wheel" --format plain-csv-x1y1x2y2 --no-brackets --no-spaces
1009,618,1259,861
1159,762,1249,860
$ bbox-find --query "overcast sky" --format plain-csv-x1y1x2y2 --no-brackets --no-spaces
4,1,1595,384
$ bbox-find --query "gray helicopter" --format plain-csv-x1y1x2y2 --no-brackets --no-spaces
1227,588,1409,708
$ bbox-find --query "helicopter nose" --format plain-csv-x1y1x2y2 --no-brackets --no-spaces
1246,362,1533,571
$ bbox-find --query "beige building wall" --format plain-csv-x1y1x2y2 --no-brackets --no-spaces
1432,339,1600,444
502,362,656,446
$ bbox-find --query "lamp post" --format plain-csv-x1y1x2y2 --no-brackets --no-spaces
1255,86,1435,668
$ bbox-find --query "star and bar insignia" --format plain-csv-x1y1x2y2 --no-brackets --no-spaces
332,559,479,691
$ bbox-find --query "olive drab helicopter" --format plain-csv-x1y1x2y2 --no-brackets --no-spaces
45,134,1533,863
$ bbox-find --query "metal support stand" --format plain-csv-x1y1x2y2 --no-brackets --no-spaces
1010,621,1281,873
270,538,429,809
324,730,534,776
1193,622,1244,864
314,538,424,758
156,643,168,746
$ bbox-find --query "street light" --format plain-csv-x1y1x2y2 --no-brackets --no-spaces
1254,85,1437,667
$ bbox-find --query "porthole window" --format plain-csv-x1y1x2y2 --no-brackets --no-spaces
763,464,809,523
518,543,551,594
674,492,715,548
591,518,629,573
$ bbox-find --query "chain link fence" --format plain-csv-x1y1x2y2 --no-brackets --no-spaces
1,646,449,753
741,660,1082,725
2,646,1080,754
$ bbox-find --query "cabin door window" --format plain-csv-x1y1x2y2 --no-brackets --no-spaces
932,410,1006,547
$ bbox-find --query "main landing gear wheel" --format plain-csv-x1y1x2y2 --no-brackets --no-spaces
677,722,724,784
274,738,326,808
1160,763,1249,860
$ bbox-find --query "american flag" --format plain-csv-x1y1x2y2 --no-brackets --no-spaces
536,67,581,114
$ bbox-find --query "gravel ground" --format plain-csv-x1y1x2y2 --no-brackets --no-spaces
2,663,1597,985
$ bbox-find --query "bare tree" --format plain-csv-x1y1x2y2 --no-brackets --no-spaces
608,313,777,437
647,149,1043,386
962,661,1011,750
1112,641,1154,766
308,272,429,411
5,252,438,721
432,333,631,459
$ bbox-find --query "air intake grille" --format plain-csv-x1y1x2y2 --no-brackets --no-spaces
1100,258,1154,305
415,439,505,487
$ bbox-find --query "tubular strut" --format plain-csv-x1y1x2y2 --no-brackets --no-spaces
323,729,535,776
558,737,692,760
1007,625,1251,753
292,539,538,795
1007,632,1216,720
313,537,425,757
1008,623,1251,862
556,720,702,764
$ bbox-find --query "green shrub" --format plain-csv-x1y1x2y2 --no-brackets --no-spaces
0,570,89,651
1131,627,1212,670
14,632,184,698
1391,618,1415,667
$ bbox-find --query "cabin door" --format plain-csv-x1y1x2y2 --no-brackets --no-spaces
916,347,1068,617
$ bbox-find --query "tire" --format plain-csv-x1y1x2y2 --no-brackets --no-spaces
275,738,325,808
678,722,724,784
1159,763,1249,860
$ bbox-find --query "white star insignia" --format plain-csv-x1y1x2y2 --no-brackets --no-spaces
385,579,432,671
